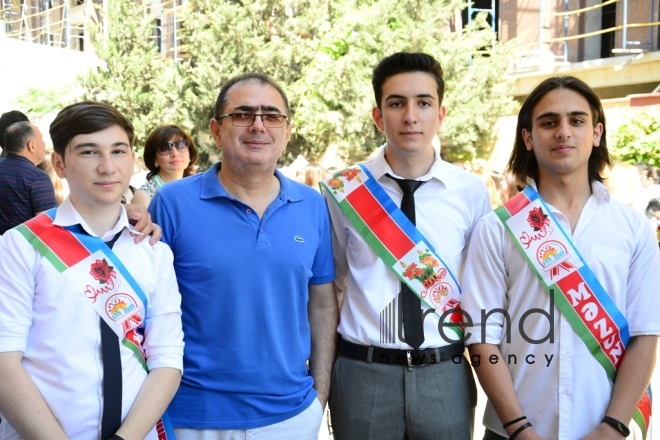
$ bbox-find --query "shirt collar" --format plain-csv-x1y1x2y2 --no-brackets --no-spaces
369,144,457,188
200,161,303,203
590,180,610,202
528,179,611,204
6,153,33,165
53,197,130,240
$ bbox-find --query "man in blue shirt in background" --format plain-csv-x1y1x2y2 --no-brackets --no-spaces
149,72,337,440
0,110,29,159
0,121,56,235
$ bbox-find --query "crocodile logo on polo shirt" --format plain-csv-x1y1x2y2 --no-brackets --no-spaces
294,236,305,243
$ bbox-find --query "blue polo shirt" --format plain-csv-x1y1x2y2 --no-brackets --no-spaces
149,163,335,430
0,154,56,235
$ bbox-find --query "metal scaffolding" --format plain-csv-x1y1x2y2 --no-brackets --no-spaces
0,0,187,59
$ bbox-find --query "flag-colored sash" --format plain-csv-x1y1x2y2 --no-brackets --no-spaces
16,209,176,440
321,164,463,340
495,185,651,439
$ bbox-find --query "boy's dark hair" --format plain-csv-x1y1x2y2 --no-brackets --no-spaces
143,125,199,180
50,101,135,158
0,110,29,149
213,73,291,119
372,52,445,109
507,76,611,186
3,121,35,154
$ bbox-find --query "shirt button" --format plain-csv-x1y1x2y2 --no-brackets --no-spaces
246,208,251,214
260,228,264,233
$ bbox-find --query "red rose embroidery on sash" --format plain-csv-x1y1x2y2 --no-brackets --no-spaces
527,207,549,231
90,259,116,284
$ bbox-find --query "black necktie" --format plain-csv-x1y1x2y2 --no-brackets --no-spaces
99,231,123,440
388,176,426,349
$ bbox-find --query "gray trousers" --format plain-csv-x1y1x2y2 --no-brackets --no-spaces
328,353,477,440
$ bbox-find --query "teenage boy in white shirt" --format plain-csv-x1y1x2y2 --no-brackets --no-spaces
0,101,184,440
462,76,660,440
324,52,490,439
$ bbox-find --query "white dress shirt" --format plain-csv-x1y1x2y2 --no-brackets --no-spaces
0,197,184,440
326,146,491,349
461,181,660,439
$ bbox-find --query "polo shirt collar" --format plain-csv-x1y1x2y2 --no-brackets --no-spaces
369,144,453,188
200,161,303,203
53,197,130,240
275,168,303,202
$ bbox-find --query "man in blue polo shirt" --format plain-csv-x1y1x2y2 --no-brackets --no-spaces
149,72,337,439
0,121,56,235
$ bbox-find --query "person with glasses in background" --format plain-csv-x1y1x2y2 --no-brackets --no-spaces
131,125,199,207
148,73,337,439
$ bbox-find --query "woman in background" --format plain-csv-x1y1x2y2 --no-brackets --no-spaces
303,162,328,192
132,125,198,207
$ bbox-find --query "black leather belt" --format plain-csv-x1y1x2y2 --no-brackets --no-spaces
338,338,464,370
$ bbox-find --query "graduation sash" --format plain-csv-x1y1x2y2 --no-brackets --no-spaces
495,185,651,439
16,209,176,440
321,164,463,340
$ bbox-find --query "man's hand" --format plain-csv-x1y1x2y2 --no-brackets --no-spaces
125,204,162,245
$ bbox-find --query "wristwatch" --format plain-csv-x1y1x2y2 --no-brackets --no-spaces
602,416,630,437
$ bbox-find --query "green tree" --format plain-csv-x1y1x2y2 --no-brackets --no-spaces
610,110,660,166
20,0,516,167
290,2,516,164
76,0,185,150
179,0,516,165
176,0,328,164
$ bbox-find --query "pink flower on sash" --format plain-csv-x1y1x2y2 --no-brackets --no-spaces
527,207,549,231
90,259,116,284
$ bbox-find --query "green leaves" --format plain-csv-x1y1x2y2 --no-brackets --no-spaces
20,0,516,168
610,110,660,166
75,0,185,153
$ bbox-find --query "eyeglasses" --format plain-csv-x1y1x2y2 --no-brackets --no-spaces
216,112,289,128
157,140,189,155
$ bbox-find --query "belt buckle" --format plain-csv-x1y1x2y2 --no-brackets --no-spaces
406,350,429,371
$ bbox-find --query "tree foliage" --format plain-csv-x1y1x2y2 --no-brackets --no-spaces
23,0,517,167
76,0,185,150
179,0,516,165
610,110,660,166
